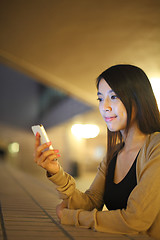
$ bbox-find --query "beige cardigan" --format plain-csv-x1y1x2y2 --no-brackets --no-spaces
48,132,160,239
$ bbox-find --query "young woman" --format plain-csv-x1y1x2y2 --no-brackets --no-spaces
34,65,160,239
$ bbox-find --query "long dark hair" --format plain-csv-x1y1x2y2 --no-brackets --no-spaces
96,64,160,165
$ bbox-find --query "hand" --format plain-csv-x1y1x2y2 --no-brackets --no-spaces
56,200,68,220
34,132,60,175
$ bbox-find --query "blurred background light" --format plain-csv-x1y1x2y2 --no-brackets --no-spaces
150,77,160,110
71,124,100,139
8,142,20,154
94,146,106,161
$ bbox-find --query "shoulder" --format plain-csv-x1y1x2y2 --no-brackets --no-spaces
148,131,160,141
145,132,160,152
137,132,160,175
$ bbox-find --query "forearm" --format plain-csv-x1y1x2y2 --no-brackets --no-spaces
61,208,139,234
48,165,76,199
48,160,106,211
60,150,160,236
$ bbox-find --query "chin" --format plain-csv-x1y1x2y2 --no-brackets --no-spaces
107,127,118,132
107,125,124,132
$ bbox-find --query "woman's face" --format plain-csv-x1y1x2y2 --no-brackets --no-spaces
98,78,127,133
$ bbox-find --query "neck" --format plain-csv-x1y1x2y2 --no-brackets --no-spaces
121,123,147,151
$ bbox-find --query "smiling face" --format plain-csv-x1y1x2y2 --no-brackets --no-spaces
98,79,128,133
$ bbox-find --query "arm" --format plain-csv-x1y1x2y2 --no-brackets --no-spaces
48,157,107,211
34,132,106,211
60,134,160,235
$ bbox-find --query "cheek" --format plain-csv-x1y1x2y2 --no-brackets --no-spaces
99,104,103,115
121,110,127,123
116,104,127,119
122,112,128,122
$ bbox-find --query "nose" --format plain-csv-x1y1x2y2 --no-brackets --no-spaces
103,99,112,111
104,106,112,111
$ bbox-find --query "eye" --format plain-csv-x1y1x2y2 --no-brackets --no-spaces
111,94,118,100
97,97,103,102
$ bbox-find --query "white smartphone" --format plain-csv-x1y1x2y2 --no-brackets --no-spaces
31,124,53,150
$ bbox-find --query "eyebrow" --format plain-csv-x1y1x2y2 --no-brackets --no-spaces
97,90,114,95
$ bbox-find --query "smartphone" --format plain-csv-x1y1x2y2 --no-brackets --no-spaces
31,124,53,150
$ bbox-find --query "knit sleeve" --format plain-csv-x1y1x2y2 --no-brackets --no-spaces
61,134,160,238
68,157,106,211
48,157,107,211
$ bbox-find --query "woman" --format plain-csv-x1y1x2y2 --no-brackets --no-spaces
34,64,160,239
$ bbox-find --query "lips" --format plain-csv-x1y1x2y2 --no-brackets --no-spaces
105,116,117,122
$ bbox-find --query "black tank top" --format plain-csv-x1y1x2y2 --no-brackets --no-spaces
103,152,139,210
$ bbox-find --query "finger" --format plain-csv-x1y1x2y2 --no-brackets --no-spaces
37,150,60,166
37,142,51,152
37,149,54,164
56,204,63,220
61,199,68,208
35,141,51,157
35,132,40,149
34,142,54,164
34,133,41,162
45,153,61,163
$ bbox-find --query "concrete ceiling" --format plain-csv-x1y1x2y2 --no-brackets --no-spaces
0,0,160,128
0,63,92,129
